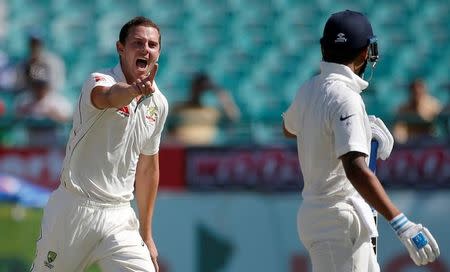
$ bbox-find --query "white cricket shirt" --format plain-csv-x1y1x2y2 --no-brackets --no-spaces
284,61,372,201
60,64,168,203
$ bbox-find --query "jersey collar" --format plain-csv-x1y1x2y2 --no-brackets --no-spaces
320,61,369,94
113,63,127,83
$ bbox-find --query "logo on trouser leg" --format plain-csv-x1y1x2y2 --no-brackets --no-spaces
44,251,57,269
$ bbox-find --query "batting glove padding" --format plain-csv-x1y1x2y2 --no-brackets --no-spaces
368,116,394,160
390,213,440,266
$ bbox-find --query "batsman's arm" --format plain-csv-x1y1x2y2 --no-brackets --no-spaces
342,151,440,265
135,153,160,265
341,151,400,221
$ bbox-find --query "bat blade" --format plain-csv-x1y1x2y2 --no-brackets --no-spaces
369,139,379,255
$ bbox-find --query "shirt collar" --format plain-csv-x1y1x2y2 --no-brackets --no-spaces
113,63,127,83
320,61,369,94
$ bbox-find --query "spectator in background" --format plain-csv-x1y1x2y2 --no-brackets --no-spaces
15,28,66,93
393,78,442,143
16,62,72,122
15,62,72,146
168,72,240,145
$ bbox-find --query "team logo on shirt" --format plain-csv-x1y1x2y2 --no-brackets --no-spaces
340,114,354,127
94,75,106,82
340,114,354,121
145,106,158,123
44,251,57,269
117,106,130,117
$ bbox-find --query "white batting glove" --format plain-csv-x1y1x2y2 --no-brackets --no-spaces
390,213,440,266
368,115,394,160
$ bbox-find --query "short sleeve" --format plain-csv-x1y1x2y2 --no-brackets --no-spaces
332,96,370,159
46,94,73,120
283,92,301,135
141,92,169,155
80,72,116,110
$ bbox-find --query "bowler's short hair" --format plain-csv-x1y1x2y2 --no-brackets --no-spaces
119,16,161,47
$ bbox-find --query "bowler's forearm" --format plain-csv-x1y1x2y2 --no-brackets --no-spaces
135,171,159,240
105,83,139,109
91,83,139,110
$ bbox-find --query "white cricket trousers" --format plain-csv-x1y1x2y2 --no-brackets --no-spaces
31,186,155,272
297,199,380,272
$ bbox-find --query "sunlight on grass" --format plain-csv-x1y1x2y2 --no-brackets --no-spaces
0,204,102,272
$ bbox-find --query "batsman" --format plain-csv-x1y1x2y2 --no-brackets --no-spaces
283,10,440,272
31,16,168,272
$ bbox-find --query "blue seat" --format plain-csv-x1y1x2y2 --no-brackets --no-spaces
1,0,448,144
51,13,96,56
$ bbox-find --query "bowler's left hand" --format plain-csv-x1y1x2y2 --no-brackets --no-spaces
145,238,159,272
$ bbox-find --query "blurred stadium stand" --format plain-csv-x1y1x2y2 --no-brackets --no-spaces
0,2,449,271
0,0,449,145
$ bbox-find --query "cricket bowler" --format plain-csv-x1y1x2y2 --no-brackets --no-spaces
283,10,440,272
31,16,168,272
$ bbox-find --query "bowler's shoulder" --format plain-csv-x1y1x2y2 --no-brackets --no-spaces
79,68,117,99
81,68,116,87
153,82,169,110
90,68,116,83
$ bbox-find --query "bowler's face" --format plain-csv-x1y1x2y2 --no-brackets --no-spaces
117,25,160,83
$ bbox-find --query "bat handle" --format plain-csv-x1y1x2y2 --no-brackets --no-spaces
369,139,379,172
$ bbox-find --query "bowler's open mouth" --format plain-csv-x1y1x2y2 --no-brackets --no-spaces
136,58,148,70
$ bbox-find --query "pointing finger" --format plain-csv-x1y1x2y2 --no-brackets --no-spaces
148,63,158,83
144,80,154,95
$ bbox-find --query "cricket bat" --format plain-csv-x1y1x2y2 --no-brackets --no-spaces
369,139,379,255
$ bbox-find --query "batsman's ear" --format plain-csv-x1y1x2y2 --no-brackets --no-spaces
357,47,369,63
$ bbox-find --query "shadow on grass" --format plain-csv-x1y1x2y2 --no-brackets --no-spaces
0,258,29,272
